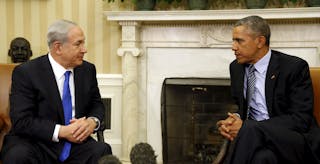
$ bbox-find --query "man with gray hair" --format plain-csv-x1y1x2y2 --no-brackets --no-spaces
1,19,112,163
217,15,319,164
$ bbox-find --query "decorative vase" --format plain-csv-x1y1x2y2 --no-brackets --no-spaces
188,0,208,10
307,0,320,6
136,0,156,11
245,0,268,9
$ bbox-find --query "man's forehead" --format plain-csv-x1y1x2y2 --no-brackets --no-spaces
67,27,85,41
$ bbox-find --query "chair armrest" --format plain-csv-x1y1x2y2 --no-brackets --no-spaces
0,113,11,150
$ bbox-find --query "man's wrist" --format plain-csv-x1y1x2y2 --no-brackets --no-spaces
88,117,100,131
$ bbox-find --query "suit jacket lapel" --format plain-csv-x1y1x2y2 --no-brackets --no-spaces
40,55,65,121
232,63,246,118
265,51,280,116
74,66,83,117
238,65,246,118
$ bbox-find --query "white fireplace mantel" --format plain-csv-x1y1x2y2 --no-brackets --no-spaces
105,7,320,21
104,8,320,163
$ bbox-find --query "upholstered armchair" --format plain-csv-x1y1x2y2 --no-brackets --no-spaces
0,63,16,150
310,67,320,125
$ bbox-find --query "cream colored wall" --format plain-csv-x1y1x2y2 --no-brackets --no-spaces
0,0,301,73
0,0,122,74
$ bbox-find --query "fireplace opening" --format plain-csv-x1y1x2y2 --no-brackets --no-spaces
161,78,237,164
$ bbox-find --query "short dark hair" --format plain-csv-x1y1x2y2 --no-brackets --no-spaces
234,15,271,46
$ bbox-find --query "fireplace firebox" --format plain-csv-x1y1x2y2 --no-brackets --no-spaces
161,78,237,164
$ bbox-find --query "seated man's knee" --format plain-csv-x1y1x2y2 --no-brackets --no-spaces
251,148,277,164
2,144,38,164
239,120,261,135
92,142,112,156
103,143,112,155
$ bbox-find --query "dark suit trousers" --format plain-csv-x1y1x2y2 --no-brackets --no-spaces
226,120,314,164
1,136,112,164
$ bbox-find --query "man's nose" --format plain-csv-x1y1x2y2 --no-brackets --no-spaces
232,42,238,51
81,46,87,53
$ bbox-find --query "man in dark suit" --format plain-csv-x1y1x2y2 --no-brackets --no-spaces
1,19,112,164
217,15,319,164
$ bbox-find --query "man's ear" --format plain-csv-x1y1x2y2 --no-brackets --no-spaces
257,36,266,48
52,42,62,55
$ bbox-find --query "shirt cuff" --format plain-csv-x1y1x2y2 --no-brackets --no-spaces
233,113,241,118
52,124,60,142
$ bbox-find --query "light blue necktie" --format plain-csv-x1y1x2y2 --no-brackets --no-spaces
247,65,256,120
59,71,72,162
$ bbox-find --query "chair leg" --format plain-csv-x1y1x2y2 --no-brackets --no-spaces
213,139,230,164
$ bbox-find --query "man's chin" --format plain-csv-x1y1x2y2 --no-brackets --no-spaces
76,60,83,66
69,61,84,68
236,59,245,64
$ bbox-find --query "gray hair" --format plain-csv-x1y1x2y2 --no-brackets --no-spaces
47,19,77,48
234,15,271,46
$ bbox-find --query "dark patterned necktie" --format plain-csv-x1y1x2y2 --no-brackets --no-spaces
246,65,256,119
59,71,72,162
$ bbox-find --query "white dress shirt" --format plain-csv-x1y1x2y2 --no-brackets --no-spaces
48,53,75,142
243,49,271,121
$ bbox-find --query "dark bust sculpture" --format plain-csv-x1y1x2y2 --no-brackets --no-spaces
8,37,32,63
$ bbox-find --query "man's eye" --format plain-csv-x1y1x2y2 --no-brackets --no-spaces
74,42,81,47
233,39,240,42
236,39,244,44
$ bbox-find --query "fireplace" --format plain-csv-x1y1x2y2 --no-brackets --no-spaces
104,8,320,163
161,78,237,163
